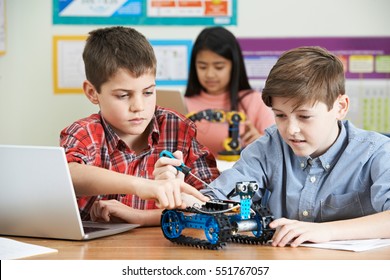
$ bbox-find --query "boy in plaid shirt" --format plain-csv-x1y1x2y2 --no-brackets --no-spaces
60,26,219,226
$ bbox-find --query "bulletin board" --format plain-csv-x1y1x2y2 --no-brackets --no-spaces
52,35,192,94
53,0,237,26
237,37,390,134
0,0,5,55
52,35,87,94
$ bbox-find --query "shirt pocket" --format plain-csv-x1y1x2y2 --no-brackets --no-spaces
320,192,364,222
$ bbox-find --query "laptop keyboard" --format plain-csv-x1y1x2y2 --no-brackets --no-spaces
83,226,107,233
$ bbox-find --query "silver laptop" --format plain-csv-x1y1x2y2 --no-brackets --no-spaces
0,145,139,240
156,89,188,115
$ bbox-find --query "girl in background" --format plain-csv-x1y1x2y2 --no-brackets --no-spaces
184,26,274,157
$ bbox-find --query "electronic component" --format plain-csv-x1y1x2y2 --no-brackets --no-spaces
160,181,275,250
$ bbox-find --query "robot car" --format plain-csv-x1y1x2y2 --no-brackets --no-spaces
160,181,275,250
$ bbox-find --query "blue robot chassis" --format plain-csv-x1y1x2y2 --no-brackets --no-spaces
161,181,275,250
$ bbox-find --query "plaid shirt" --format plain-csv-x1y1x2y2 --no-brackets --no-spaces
60,106,219,220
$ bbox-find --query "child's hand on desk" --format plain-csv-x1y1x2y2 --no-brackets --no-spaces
153,150,185,180
241,120,261,146
269,218,331,247
90,199,130,223
90,199,162,226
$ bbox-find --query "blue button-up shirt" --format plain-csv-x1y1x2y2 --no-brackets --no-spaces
204,120,390,222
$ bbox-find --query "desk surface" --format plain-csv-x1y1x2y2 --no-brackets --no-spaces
4,227,390,260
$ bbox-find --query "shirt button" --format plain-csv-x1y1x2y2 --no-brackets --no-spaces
300,162,305,168
325,164,330,170
303,210,309,216
310,176,316,183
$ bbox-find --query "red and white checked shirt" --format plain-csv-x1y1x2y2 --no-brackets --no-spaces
60,106,220,220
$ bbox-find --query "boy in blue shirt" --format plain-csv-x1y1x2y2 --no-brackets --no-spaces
156,46,390,246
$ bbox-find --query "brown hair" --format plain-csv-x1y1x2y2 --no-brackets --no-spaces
262,46,345,111
82,26,157,92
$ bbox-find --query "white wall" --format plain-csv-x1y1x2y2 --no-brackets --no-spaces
0,0,389,146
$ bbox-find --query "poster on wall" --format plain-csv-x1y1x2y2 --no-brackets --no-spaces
150,40,192,86
238,37,390,134
52,35,192,94
0,0,5,55
53,0,237,26
52,36,86,94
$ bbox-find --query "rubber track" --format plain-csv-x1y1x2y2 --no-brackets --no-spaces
162,204,275,250
164,208,231,250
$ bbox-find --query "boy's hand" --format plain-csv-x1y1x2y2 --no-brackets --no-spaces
153,150,185,180
180,192,207,207
269,218,331,247
241,120,261,146
90,199,130,223
90,200,162,226
137,178,208,209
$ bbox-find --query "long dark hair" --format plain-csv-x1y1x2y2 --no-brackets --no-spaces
184,26,252,111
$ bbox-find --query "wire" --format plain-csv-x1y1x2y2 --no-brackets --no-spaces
191,204,240,214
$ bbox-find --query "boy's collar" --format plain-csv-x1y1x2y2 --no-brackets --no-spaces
149,115,160,144
99,113,159,154
299,121,347,171
99,114,122,153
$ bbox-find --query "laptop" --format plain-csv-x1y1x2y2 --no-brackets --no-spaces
156,89,188,115
0,145,139,240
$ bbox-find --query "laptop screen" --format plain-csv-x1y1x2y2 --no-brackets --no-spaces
156,89,188,115
0,145,137,240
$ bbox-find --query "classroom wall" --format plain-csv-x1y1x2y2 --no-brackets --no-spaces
0,0,389,146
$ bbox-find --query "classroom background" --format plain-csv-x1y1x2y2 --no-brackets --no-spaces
0,0,389,147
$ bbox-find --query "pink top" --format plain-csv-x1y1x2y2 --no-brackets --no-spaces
185,90,275,156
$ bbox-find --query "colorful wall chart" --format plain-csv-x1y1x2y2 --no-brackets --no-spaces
238,37,390,80
237,37,390,133
53,0,237,25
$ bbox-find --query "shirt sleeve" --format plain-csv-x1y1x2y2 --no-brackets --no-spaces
368,141,390,211
60,121,101,166
180,119,220,190
156,107,220,190
205,129,277,201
